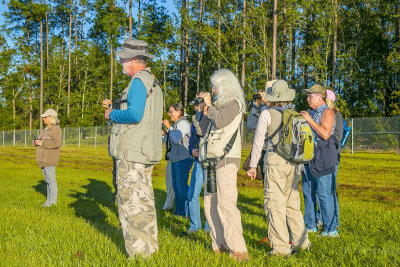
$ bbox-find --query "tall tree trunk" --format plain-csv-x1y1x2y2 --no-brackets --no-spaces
241,0,246,89
332,0,338,91
183,0,189,109
196,0,204,94
110,43,114,101
40,18,44,130
291,27,296,84
283,2,287,79
396,4,399,45
217,0,221,70
45,11,49,74
137,0,141,37
129,0,132,39
381,3,387,116
27,21,32,134
75,14,78,68
67,12,72,118
272,0,278,80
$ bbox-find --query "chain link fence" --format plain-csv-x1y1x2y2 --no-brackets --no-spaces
1,117,400,153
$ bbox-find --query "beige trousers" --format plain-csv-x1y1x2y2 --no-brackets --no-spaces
264,152,310,256
204,163,249,260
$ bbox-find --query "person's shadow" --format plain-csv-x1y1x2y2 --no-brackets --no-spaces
69,178,125,254
33,180,47,198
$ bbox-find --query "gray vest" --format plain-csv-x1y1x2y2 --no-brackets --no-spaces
109,68,163,164
166,117,191,163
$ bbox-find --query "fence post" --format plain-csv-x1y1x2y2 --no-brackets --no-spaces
351,118,354,154
63,128,66,147
95,127,97,148
78,127,81,148
13,130,15,147
24,130,26,147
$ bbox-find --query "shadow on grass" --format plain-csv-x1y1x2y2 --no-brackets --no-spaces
68,178,126,255
33,180,47,198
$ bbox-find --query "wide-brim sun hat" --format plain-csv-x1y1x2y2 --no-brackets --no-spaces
265,80,296,102
40,108,58,118
265,79,277,91
115,39,155,59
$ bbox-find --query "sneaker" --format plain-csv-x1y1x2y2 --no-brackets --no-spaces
307,227,318,233
319,230,339,237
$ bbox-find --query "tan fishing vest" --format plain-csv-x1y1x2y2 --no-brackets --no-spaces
199,99,243,161
109,68,163,164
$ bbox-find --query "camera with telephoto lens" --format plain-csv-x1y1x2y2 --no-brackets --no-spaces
34,137,39,147
189,97,204,106
201,159,217,193
252,93,262,100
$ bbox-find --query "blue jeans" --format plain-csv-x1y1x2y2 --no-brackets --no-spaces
187,161,210,231
41,166,57,205
302,164,336,232
315,161,340,228
171,158,193,217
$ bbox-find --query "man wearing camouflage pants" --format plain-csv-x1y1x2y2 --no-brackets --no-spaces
103,39,163,258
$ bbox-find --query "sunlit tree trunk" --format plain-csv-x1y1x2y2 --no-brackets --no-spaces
241,0,246,89
67,12,72,118
40,17,44,130
196,0,204,94
217,0,221,69
129,0,132,39
272,0,277,80
332,0,338,91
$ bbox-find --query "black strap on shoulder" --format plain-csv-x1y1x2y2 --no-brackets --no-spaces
222,129,238,158
141,69,161,88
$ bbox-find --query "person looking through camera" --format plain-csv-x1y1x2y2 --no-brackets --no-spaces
197,69,249,261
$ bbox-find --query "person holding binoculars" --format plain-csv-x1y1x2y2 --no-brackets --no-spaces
196,69,249,262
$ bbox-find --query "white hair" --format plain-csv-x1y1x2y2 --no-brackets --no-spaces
48,115,60,125
210,69,246,110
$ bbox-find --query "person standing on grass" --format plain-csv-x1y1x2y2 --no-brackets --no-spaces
246,80,311,258
324,89,343,229
197,69,249,262
102,39,163,258
184,103,210,235
162,103,192,218
34,108,62,208
300,84,338,237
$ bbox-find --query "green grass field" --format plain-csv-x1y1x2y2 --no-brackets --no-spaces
0,147,399,266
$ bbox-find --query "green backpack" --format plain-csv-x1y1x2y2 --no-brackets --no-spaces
267,108,314,164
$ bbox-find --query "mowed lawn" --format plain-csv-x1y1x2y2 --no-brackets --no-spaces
0,147,399,266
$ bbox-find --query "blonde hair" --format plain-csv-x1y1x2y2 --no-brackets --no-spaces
48,115,60,125
210,69,246,110
326,98,339,114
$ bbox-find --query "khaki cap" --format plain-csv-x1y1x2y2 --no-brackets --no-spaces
303,84,327,98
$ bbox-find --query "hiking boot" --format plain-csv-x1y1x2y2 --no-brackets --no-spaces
319,229,339,238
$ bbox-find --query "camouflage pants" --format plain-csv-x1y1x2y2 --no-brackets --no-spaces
116,159,158,258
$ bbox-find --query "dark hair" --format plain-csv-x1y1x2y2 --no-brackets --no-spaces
169,103,184,118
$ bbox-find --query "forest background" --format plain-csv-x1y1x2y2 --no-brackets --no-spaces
0,0,399,131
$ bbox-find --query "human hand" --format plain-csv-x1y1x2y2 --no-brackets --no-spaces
300,111,312,122
102,99,112,108
247,168,257,180
105,109,112,120
198,92,211,107
192,149,199,157
34,139,42,146
162,119,171,129
259,92,267,104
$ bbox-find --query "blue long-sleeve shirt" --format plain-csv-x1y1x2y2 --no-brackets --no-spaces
109,79,147,124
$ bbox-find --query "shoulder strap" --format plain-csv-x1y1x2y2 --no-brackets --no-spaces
265,108,284,145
